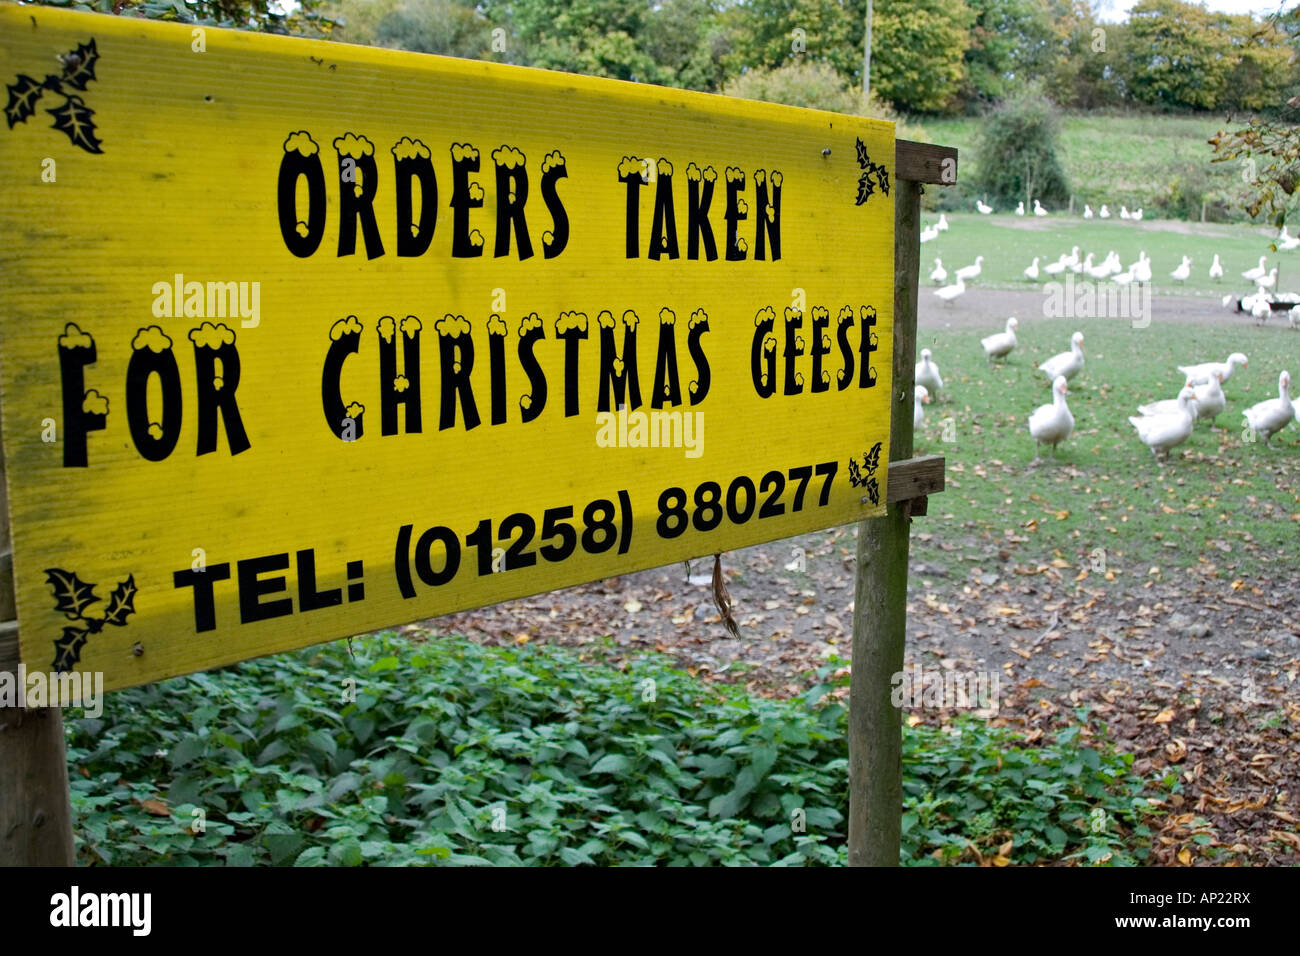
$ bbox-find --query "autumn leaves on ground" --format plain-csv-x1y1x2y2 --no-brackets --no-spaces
432,307,1300,866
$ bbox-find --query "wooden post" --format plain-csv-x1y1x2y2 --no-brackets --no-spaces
0,406,76,866
849,141,954,866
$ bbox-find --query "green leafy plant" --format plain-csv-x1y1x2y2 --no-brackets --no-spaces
65,635,1165,866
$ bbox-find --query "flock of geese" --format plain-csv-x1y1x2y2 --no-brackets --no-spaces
915,208,1298,460
912,330,1295,462
926,217,1300,327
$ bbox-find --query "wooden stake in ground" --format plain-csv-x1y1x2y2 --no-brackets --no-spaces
0,407,75,866
849,142,954,866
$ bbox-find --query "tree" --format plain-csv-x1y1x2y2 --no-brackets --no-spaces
972,90,1069,206
721,60,924,137
1123,0,1227,109
325,0,493,58
1208,6,1300,226
725,0,859,79
864,0,974,113
960,0,1056,107
475,0,730,88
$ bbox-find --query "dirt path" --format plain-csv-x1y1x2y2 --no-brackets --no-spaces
918,288,1266,330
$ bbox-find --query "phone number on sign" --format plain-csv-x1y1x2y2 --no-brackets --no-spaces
393,461,840,593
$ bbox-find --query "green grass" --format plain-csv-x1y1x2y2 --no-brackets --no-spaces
913,318,1300,580
920,111,1248,217
919,211,1291,296
65,634,1164,866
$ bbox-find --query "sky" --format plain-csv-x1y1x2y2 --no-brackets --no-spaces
1095,0,1296,20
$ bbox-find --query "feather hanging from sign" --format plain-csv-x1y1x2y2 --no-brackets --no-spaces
711,553,740,639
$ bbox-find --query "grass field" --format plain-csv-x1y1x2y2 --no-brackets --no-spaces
919,112,1246,217
911,317,1300,581
918,212,1294,296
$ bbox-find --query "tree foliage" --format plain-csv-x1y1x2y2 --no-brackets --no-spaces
32,0,338,35
1208,6,1300,226
31,0,1296,117
722,61,924,139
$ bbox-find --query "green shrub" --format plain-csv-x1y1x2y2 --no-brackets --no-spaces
65,635,1164,866
723,61,926,141
972,91,1069,207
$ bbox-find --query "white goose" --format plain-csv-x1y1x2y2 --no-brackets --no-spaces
1028,376,1074,461
1208,254,1223,280
1257,267,1279,290
1039,330,1085,382
1250,293,1274,323
937,213,950,232
1099,204,1110,219
934,275,966,304
1033,199,1048,217
1132,207,1144,221
914,385,931,429
1089,251,1120,278
1133,253,1152,283
1138,384,1200,421
954,256,984,281
1179,353,1248,386
1281,233,1300,251
1015,201,1025,216
1243,371,1293,446
921,224,939,243
930,258,947,283
1024,256,1040,280
1043,255,1069,276
1170,256,1191,282
1120,205,1131,220
976,200,993,215
1193,373,1227,425
1130,386,1196,460
1072,252,1092,275
915,348,944,397
1242,257,1267,281
1083,204,1094,219
981,317,1018,364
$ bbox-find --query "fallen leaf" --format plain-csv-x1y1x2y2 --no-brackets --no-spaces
140,799,170,817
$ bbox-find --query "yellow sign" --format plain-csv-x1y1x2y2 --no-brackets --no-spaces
0,5,895,694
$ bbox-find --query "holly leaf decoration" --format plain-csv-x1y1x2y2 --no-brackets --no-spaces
856,171,876,206
864,441,882,476
855,136,869,170
60,39,98,92
102,574,137,627
52,625,89,673
47,95,102,154
848,457,863,488
5,74,45,128
866,476,880,507
872,162,890,197
44,567,100,618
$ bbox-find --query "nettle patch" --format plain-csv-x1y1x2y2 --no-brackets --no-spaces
65,635,1166,866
